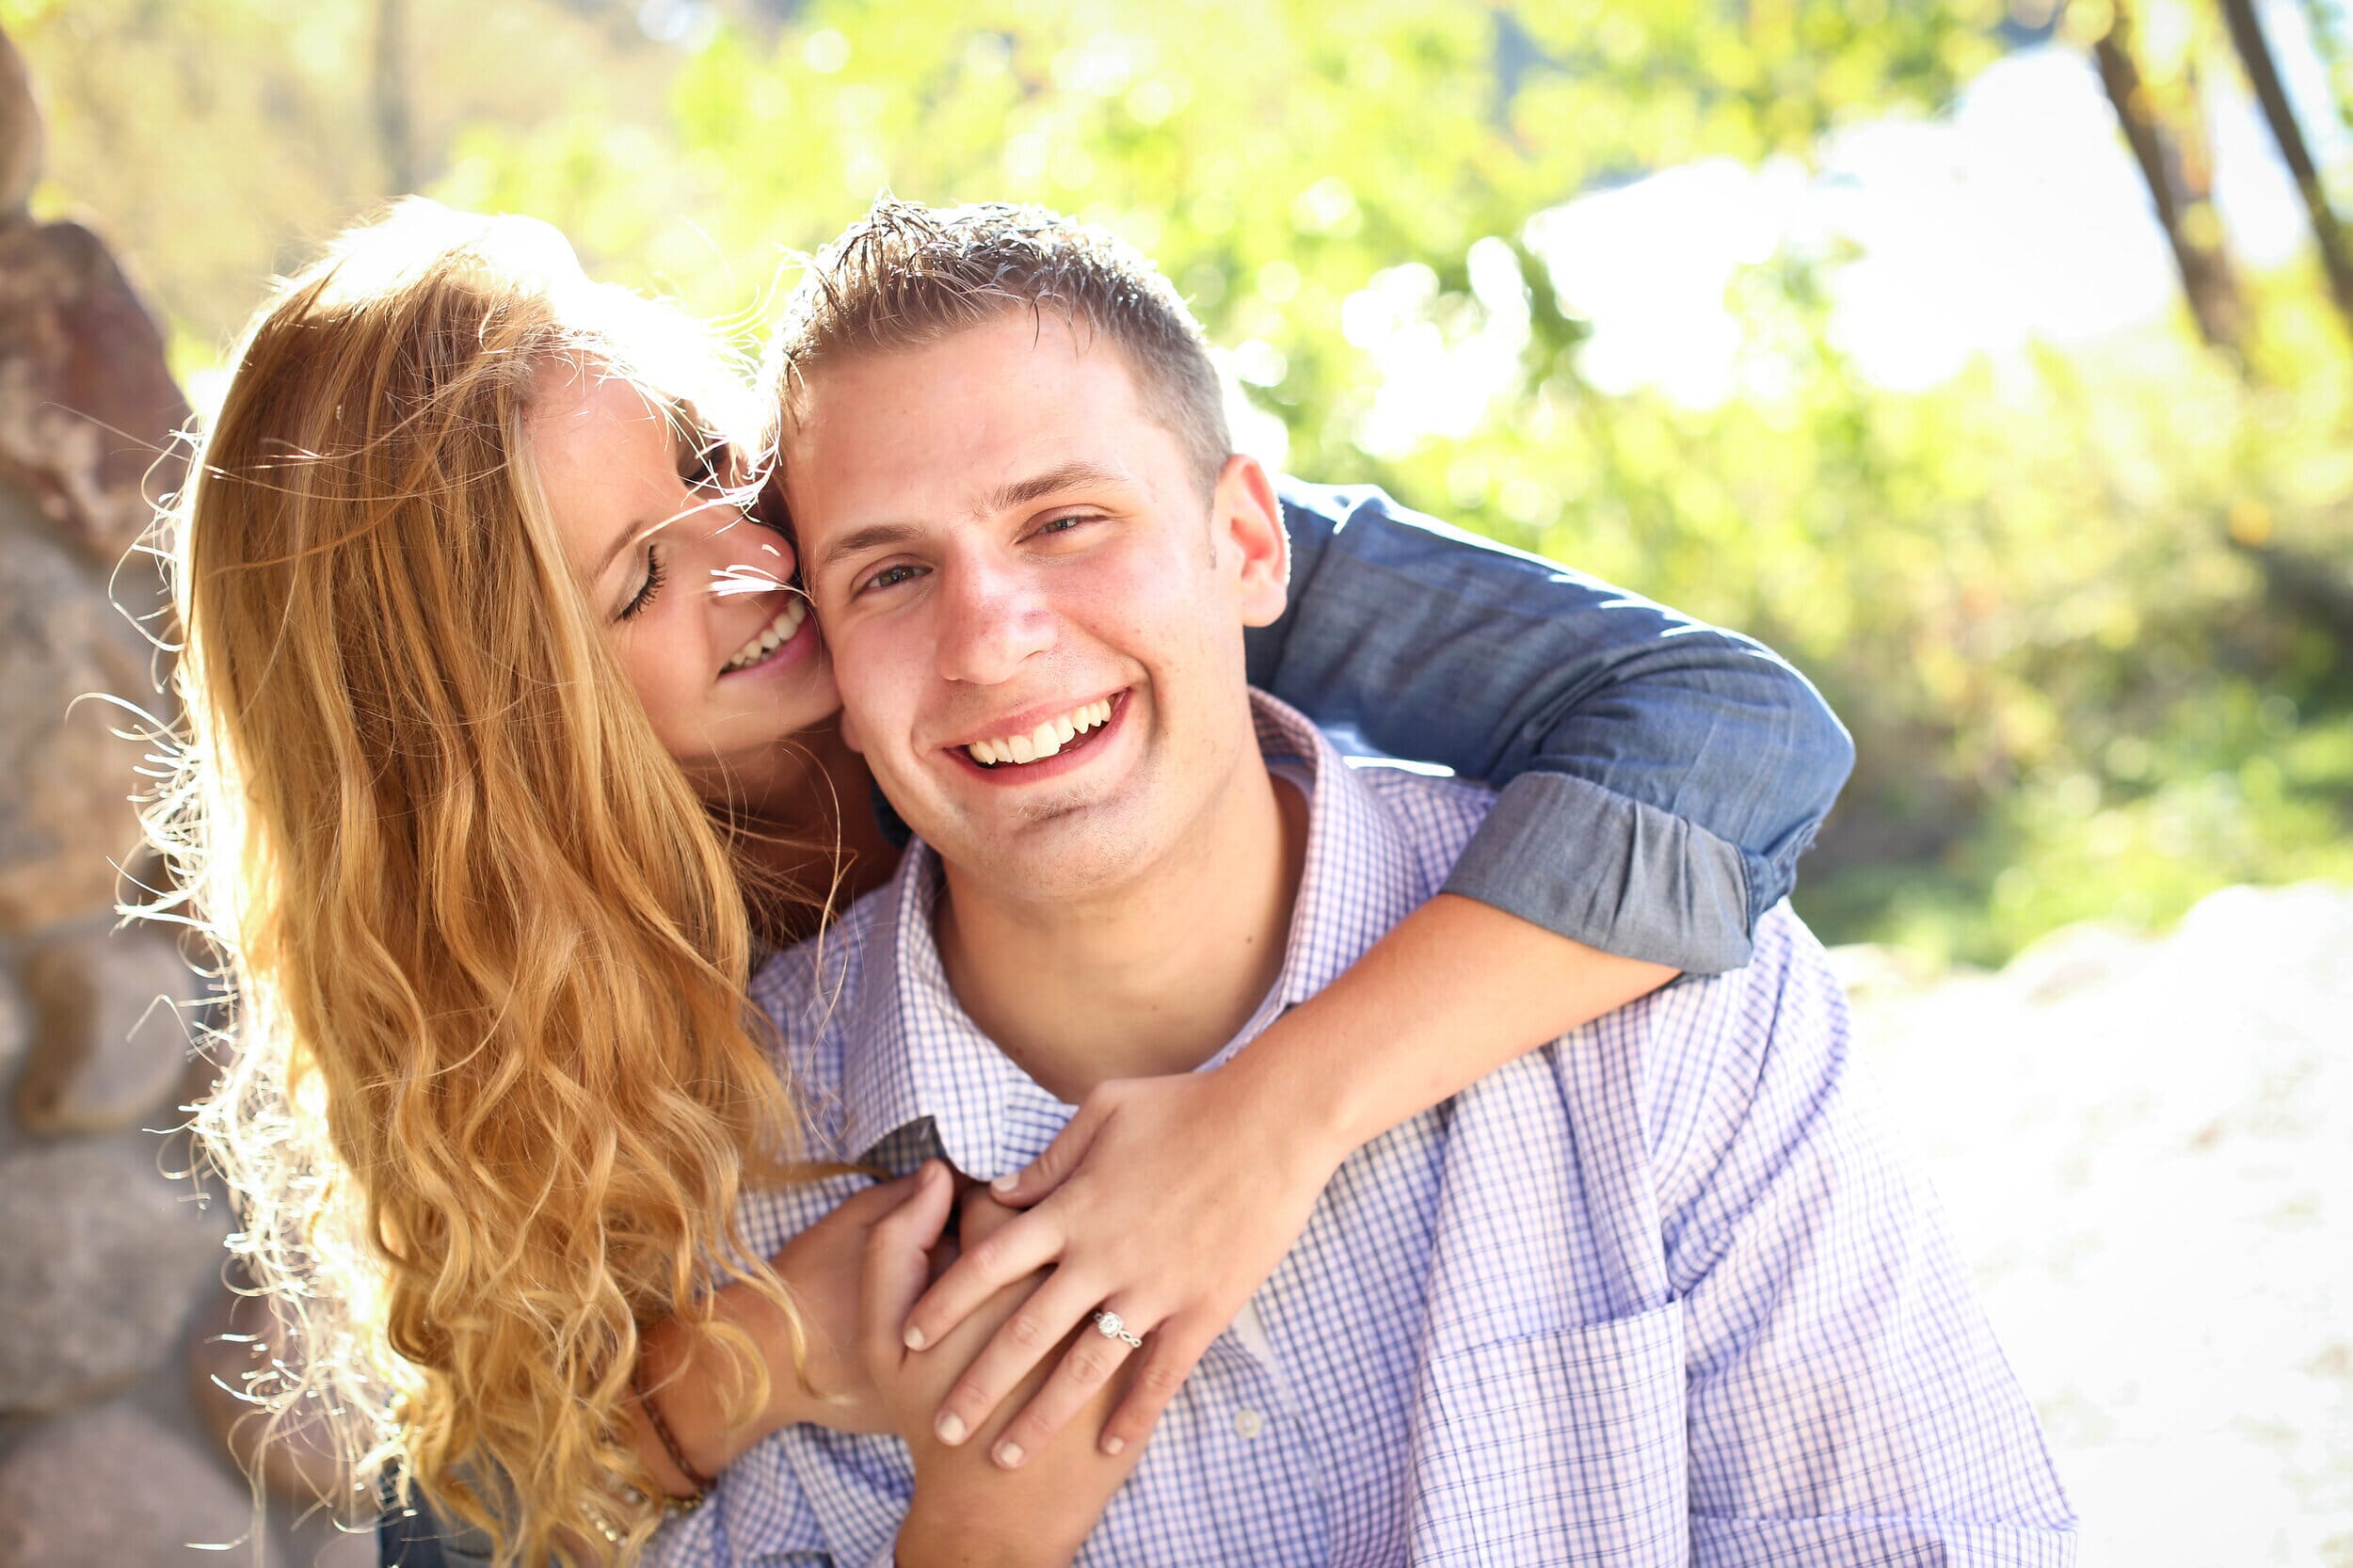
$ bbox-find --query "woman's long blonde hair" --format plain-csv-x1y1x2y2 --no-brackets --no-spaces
149,200,805,1564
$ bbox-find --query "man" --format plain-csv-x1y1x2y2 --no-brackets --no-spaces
654,199,2075,1565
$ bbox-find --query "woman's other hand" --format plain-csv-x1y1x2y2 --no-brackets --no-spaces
757,1170,939,1435
632,1168,934,1492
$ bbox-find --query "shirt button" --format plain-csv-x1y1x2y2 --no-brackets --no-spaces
1232,1408,1264,1440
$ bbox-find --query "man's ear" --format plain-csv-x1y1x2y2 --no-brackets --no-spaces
1211,455,1290,628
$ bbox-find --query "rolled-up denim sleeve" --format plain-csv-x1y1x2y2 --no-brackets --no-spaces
1244,479,1852,974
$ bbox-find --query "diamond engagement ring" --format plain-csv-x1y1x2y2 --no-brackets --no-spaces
1091,1309,1144,1349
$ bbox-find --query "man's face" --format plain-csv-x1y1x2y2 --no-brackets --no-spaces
784,311,1288,902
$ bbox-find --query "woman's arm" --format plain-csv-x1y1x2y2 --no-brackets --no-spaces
1250,477,1851,974
893,472,1850,1466
628,1175,916,1497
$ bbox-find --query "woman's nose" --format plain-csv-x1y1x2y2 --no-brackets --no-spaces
691,504,798,598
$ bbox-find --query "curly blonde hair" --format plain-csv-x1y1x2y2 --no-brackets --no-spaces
148,200,807,1565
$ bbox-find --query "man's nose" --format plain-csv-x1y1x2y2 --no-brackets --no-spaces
936,559,1054,685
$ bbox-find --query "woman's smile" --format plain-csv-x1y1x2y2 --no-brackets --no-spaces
720,593,815,679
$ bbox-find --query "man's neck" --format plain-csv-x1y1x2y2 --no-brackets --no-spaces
933,761,1310,1105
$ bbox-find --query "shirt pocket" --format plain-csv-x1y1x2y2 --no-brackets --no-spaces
1409,1299,1689,1567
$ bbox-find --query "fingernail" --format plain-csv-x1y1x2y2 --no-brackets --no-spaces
1102,1435,1126,1456
995,1441,1025,1469
903,1324,926,1351
936,1412,966,1446
990,1174,1017,1195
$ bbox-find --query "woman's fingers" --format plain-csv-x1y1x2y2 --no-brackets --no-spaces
1092,1315,1210,1458
823,1169,924,1228
984,1297,1172,1469
858,1161,953,1376
985,1094,1109,1207
903,1202,1064,1352
927,1266,1112,1451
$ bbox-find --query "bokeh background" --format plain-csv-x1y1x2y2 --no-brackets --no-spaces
0,0,2345,1563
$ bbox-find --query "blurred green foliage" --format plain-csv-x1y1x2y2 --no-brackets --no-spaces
12,0,2349,965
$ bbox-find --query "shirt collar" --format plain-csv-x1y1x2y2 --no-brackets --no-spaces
1201,693,1424,1061
834,855,1032,1176
831,690,1425,1167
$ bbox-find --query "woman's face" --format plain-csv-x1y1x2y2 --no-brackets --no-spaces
531,362,840,812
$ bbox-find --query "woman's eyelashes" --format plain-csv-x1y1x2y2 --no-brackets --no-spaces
620,544,667,621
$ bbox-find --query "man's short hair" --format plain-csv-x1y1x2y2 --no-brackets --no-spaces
767,196,1233,498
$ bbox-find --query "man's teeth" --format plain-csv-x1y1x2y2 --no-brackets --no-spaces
722,598,808,671
966,698,1114,766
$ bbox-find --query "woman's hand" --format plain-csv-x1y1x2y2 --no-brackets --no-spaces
865,1163,1144,1568
757,1172,932,1435
897,1054,1347,1468
632,1171,932,1492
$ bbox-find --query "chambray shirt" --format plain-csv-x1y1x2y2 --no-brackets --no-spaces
648,695,2074,1568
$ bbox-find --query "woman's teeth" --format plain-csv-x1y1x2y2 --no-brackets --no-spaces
966,697,1114,766
722,598,808,672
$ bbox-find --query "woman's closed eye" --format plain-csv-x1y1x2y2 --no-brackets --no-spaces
620,545,667,621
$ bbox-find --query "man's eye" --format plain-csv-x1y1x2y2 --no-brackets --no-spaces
1036,513,1097,537
859,563,922,595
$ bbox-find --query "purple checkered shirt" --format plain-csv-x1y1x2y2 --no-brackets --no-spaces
649,694,2075,1567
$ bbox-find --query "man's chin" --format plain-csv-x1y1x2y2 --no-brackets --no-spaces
923,793,1150,892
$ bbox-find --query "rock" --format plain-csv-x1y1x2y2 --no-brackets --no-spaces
0,31,42,217
1997,917,2150,1004
0,1401,268,1568
0,213,192,566
0,964,27,1090
0,1142,226,1413
14,923,202,1133
0,501,157,936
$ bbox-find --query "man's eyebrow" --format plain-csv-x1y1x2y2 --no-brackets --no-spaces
816,461,1136,578
981,460,1132,515
817,520,925,578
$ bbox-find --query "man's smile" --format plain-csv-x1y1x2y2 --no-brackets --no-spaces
943,689,1132,784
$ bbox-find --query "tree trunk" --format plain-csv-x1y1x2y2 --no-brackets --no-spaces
2221,0,2353,331
2091,0,2251,354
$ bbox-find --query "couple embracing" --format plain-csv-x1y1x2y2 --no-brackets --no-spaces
171,194,2073,1566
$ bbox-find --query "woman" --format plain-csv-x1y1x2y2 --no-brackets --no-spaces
158,200,1847,1567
